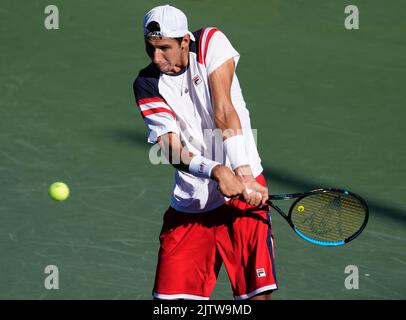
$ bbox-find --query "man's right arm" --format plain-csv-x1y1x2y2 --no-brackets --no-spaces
157,132,247,199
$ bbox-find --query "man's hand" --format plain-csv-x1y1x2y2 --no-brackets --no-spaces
211,165,246,198
240,178,269,207
211,165,268,207
234,165,269,207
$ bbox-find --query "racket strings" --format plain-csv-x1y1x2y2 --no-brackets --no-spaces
291,192,366,242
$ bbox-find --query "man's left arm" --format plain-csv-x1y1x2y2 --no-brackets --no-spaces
209,58,268,207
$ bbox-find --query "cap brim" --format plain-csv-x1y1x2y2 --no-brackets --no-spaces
144,29,195,42
188,31,195,42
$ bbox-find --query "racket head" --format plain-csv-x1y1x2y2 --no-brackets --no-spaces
287,188,369,246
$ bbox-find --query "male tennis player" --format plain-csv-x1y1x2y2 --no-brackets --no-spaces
133,4,277,300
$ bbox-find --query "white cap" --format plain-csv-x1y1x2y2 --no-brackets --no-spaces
143,5,195,41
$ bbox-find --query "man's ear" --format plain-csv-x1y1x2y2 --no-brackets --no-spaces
181,34,190,49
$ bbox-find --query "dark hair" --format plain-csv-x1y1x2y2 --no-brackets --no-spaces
174,37,183,46
145,21,183,46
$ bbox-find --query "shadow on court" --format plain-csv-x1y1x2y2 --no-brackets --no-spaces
108,127,150,149
109,127,406,225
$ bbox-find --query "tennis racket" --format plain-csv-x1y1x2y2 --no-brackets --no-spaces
266,188,369,246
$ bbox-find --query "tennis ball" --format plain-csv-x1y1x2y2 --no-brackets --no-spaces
298,205,305,212
49,182,70,201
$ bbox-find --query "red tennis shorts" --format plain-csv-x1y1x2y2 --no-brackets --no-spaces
152,174,278,300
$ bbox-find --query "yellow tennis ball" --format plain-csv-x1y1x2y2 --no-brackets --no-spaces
298,205,305,212
49,182,70,201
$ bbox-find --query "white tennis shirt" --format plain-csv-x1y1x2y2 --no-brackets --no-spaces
134,27,263,213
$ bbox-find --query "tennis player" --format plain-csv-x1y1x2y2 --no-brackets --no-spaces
133,4,277,300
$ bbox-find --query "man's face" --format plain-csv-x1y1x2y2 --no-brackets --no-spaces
145,37,183,74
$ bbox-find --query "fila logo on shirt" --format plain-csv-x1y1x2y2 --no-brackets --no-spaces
256,268,266,278
193,75,202,86
199,162,206,173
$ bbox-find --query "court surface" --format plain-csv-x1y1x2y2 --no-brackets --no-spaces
0,0,405,299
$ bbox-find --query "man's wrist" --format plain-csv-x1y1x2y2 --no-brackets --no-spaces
234,165,254,177
211,164,229,182
189,155,221,179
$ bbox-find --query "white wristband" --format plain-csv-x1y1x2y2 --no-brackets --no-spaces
189,155,221,179
223,135,250,170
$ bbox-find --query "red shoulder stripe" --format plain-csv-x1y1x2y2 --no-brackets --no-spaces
198,28,206,65
203,28,219,66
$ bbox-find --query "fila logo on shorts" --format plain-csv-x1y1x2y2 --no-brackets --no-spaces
256,268,266,278
193,75,202,86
